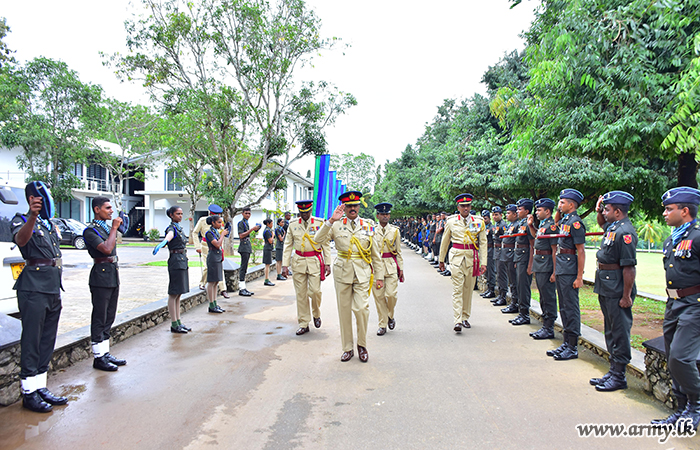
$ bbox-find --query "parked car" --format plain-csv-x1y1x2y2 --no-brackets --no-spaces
0,182,27,316
50,217,88,249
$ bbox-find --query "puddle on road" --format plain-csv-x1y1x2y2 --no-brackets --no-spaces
61,384,87,401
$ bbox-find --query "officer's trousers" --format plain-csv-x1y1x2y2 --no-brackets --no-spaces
497,256,508,298
535,271,557,325
451,258,475,324
664,296,700,398
239,251,251,282
599,295,633,366
373,274,398,328
90,285,119,343
293,270,322,328
515,259,532,315
486,247,496,290
555,274,580,341
506,259,518,305
17,291,61,378
334,275,370,352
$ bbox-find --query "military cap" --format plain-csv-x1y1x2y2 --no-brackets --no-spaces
505,204,517,212
374,202,393,214
662,187,700,206
535,198,556,210
559,188,584,205
338,190,363,205
454,193,473,205
516,198,534,211
602,191,634,206
481,209,490,217
295,200,313,213
469,210,477,215
25,181,54,220
491,206,502,213
208,204,223,214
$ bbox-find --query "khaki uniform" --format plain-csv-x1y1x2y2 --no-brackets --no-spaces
282,216,331,328
193,216,225,292
439,214,488,324
372,223,404,328
315,217,384,352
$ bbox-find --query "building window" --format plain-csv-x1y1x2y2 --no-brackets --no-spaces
86,164,108,191
165,169,182,191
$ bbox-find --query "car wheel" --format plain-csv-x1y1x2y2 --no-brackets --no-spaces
73,236,86,250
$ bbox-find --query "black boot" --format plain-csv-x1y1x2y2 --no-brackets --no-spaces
37,387,68,405
546,342,568,357
501,303,519,314
22,391,52,413
652,391,687,426
554,335,578,360
595,362,628,391
511,314,531,325
677,394,700,431
483,290,496,299
590,362,613,386
93,355,118,372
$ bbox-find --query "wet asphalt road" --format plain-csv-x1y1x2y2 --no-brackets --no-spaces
0,245,695,450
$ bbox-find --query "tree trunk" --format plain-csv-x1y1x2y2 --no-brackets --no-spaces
677,152,698,188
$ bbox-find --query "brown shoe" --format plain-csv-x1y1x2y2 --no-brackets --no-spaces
219,291,230,299
377,327,386,336
341,350,354,362
313,317,322,328
357,346,369,363
295,327,309,336
462,320,471,329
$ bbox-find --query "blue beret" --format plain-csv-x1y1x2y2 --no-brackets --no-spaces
602,191,634,206
469,210,477,215
454,193,473,205
516,198,534,210
535,198,556,210
481,209,490,217
374,202,393,213
505,204,517,212
662,187,700,206
208,204,223,214
491,206,502,213
559,188,584,204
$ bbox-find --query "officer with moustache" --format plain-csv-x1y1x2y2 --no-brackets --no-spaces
527,198,558,340
590,191,637,392
480,209,497,299
547,189,586,361
438,194,487,332
510,199,535,325
651,187,700,430
315,191,384,363
84,196,128,371
500,204,520,314
372,202,404,335
11,182,68,412
281,200,331,336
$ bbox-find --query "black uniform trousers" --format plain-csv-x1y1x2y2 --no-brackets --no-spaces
507,260,518,305
239,252,251,282
90,286,119,343
486,248,496,290
663,295,700,398
556,274,580,341
17,291,61,378
535,272,557,325
497,257,508,298
515,261,532,315
598,295,633,366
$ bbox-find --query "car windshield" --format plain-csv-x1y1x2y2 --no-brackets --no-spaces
0,186,29,243
65,218,88,234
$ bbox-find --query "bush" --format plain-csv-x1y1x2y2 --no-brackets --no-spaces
147,228,160,241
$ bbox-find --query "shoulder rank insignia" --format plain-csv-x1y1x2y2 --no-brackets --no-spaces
573,221,581,230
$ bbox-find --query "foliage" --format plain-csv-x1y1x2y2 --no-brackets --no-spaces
147,228,161,241
330,152,377,193
0,18,15,68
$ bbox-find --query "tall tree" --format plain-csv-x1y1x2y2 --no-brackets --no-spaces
329,152,377,193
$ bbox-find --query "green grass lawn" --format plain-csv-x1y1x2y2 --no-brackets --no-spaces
584,248,665,297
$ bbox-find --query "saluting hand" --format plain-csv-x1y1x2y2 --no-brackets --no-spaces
596,195,604,213
329,204,345,223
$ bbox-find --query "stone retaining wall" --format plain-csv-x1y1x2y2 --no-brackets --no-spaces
0,264,267,406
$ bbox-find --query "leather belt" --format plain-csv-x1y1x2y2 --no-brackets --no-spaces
515,243,529,249
501,243,515,248
558,248,576,255
493,243,502,248
93,256,118,264
534,249,552,255
667,284,700,299
487,244,495,248
25,258,61,267
169,249,186,254
296,250,320,257
597,262,621,270
452,243,476,250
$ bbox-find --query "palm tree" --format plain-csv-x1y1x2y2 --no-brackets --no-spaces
635,214,664,251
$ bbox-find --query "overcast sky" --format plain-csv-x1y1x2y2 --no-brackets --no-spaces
2,0,536,175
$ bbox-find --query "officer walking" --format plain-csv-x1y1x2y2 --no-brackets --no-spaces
480,209,497,299
372,202,404,335
192,204,228,297
547,189,586,361
238,207,261,296
315,191,384,362
438,194,487,332
11,182,68,412
527,198,558,340
510,199,535,325
83,196,128,372
590,191,637,392
281,200,331,336
500,204,519,314
651,187,700,429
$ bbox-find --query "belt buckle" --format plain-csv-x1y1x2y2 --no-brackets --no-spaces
55,258,62,268
666,288,679,299
595,261,599,270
